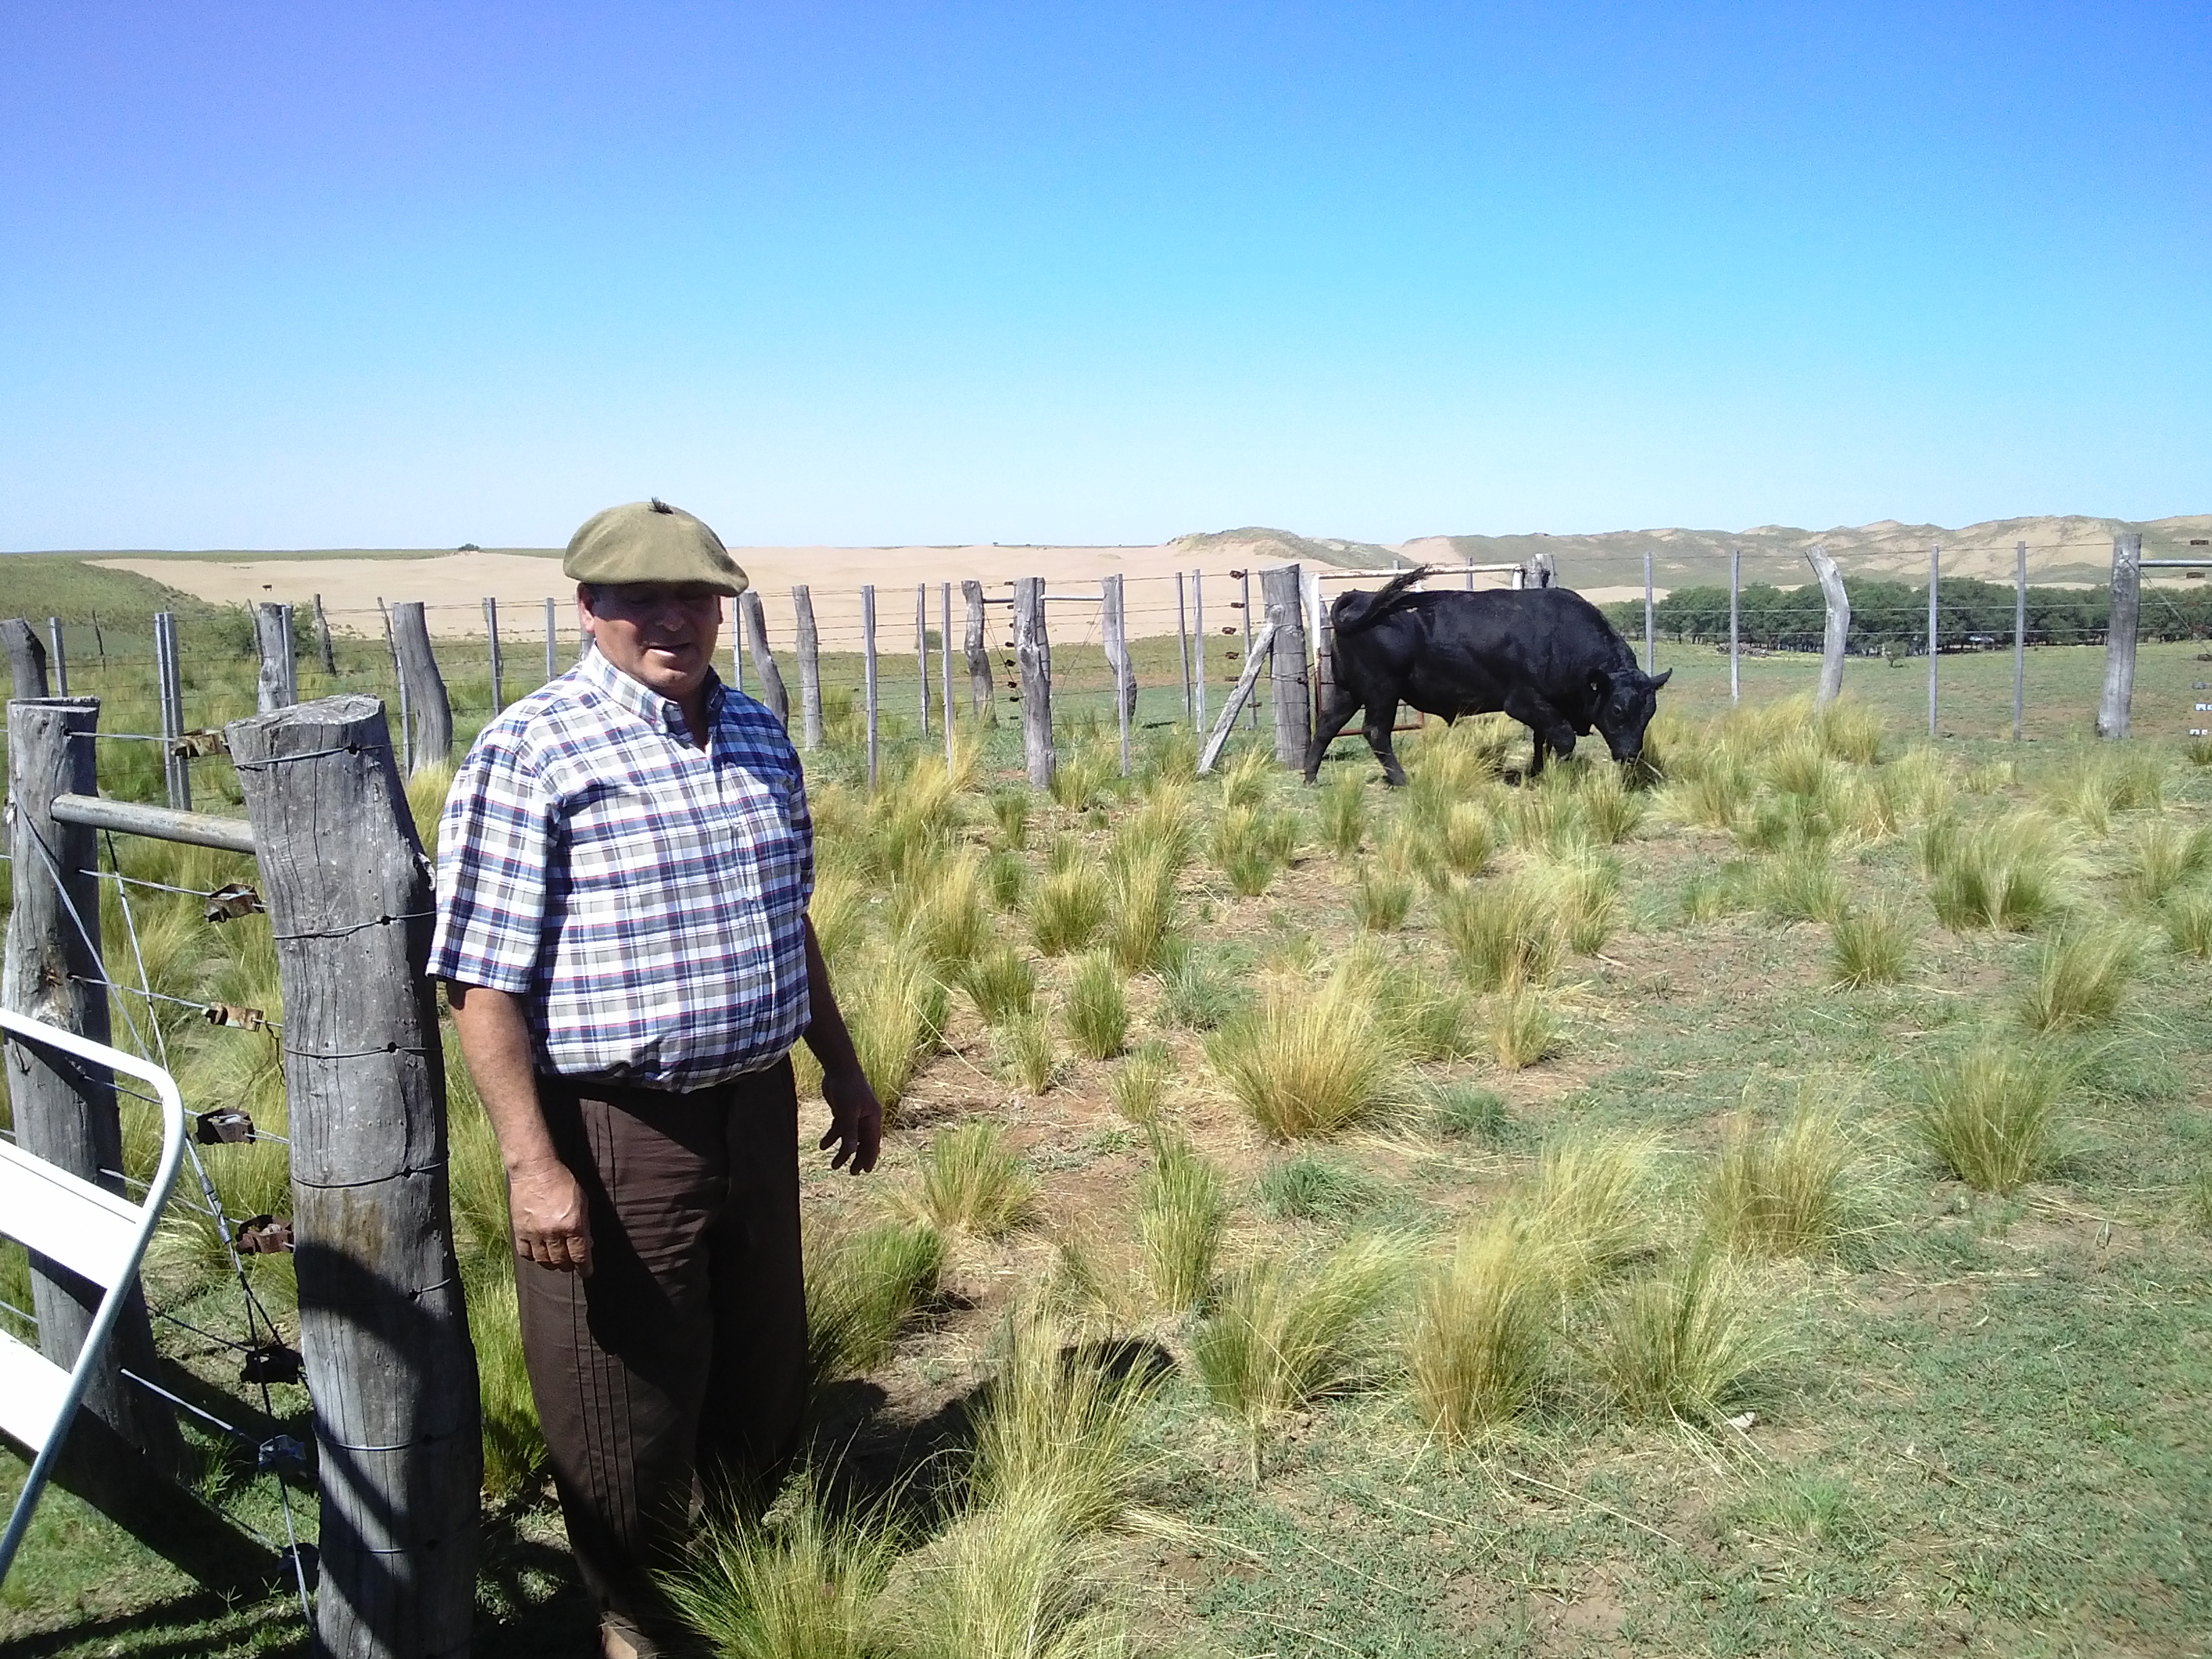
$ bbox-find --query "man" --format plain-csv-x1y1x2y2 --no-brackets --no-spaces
430,498,882,1659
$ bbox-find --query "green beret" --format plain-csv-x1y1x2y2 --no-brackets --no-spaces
562,499,750,596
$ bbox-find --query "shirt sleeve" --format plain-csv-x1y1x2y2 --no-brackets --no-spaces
427,724,555,992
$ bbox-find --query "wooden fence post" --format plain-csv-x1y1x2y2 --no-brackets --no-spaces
741,590,790,727
940,583,956,769
377,599,411,772
1192,571,1208,733
1643,550,1656,673
1,618,51,700
1804,542,1850,710
1729,549,1742,704
1198,621,1279,775
1175,573,1192,722
961,581,993,725
46,618,68,695
154,612,190,811
1927,545,1940,738
792,586,823,750
2013,541,2027,742
485,596,504,713
313,592,338,676
388,601,453,775
3,697,178,1466
1261,565,1310,768
2097,531,2142,740
544,596,558,684
226,694,480,1659
862,585,880,792
1239,571,1258,730
1101,573,1133,776
255,602,298,714
914,584,930,738
1014,577,1054,789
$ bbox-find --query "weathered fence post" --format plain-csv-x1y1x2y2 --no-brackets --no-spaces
255,602,299,714
1175,573,1192,722
153,612,190,811
46,618,68,695
484,597,504,713
2097,531,2143,740
1804,542,1849,711
1239,570,1258,730
961,581,993,725
1192,571,1208,733
1101,573,1133,777
861,585,880,792
1,618,51,699
388,601,453,775
226,694,481,1659
1729,549,1742,705
378,599,411,772
1261,565,1310,768
914,584,930,739
4,697,178,1465
1197,621,1279,775
544,596,558,684
314,593,339,676
940,583,956,769
1299,569,1326,729
1014,577,1054,789
1643,550,1656,674
792,586,823,750
1310,582,1337,733
1523,550,1556,589
2013,540,2028,743
1927,545,1940,738
740,590,789,728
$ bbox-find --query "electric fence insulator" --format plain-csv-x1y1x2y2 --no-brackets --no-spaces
171,729,229,758
279,1542,320,1589
236,1215,294,1254
195,1109,255,1144
205,1002,268,1032
203,882,264,923
241,1342,304,1387
259,1435,310,1476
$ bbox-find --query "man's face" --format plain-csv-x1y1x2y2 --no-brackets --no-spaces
579,582,723,703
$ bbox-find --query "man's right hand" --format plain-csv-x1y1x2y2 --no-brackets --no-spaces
508,1156,594,1275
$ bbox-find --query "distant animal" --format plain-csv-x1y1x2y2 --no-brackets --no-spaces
1306,569,1671,785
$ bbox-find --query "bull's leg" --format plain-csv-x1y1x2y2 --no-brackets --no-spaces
1364,701,1410,786
1502,689,1576,781
1305,680,1366,783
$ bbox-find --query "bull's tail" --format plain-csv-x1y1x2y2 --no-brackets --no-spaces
1329,565,1433,638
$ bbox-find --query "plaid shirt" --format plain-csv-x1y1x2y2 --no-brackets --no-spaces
429,648,814,1089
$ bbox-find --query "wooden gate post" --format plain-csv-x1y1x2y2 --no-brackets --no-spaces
1260,565,1310,768
1803,542,1850,711
388,602,453,775
740,590,790,728
1101,574,1133,776
1,618,51,700
255,602,299,714
791,586,823,750
961,581,994,725
226,695,480,1659
1014,577,1054,789
314,593,339,676
2097,531,2142,740
3,697,177,1464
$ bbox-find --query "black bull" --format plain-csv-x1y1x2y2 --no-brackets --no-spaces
1303,569,1672,785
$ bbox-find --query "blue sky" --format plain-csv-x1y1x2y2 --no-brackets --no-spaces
3,2,2205,550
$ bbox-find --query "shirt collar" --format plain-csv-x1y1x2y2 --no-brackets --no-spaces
576,644,726,739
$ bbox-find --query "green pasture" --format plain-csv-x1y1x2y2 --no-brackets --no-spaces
2,628,2210,1658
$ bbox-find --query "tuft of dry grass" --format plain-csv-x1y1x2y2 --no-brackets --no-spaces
1758,849,1851,925
806,1221,947,1380
1437,876,1563,991
1486,984,1562,1069
959,943,1038,1026
664,1475,899,1659
1441,802,1497,876
1318,769,1366,857
1595,1248,1784,1425
2165,889,2212,958
843,944,951,1112
1139,1130,1228,1312
1030,861,1110,956
1704,1102,1858,1258
995,1014,1060,1094
1108,1041,1173,1123
1351,863,1415,932
912,1120,1038,1238
2018,927,2136,1033
2121,820,2212,907
1927,812,2074,931
1515,1134,1656,1290
1828,902,1914,988
1914,1040,2070,1194
1407,1214,1553,1443
1206,970,1401,1139
1061,951,1130,1060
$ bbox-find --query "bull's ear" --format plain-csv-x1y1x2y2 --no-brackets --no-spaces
1589,668,1612,697
1650,669,1673,689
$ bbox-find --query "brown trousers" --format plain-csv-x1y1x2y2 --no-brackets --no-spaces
518,1061,807,1645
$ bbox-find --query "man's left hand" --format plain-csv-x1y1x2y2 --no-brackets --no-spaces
819,1065,883,1174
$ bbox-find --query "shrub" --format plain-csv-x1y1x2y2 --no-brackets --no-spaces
806,1221,946,1379
913,1120,1038,1238
1029,861,1109,955
959,943,1038,1026
1257,1153,1385,1222
1139,1132,1227,1311
1351,864,1414,932
1408,1215,1552,1442
1437,876,1563,991
1758,850,1851,925
1061,951,1130,1060
995,1015,1059,1094
1318,769,1366,856
1487,985,1561,1069
1206,972,1400,1138
1828,902,1913,988
1109,1042,1173,1122
1704,1103,1856,1258
2018,927,2135,1033
1194,1235,1411,1475
1928,813,2074,930
1595,1249,1782,1424
1915,1040,2070,1193
664,1476,897,1659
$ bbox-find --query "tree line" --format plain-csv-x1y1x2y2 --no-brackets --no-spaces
1601,577,2212,655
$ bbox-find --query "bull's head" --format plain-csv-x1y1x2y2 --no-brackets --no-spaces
1591,666,1672,762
